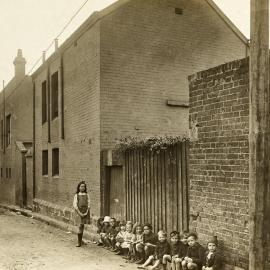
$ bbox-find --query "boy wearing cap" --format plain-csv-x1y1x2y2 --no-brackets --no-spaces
202,237,222,270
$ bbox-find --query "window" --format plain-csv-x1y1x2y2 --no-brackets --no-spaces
9,168,11,178
51,72,58,120
6,114,11,146
52,148,59,176
42,81,47,124
42,150,48,175
1,168,2,178
0,120,3,149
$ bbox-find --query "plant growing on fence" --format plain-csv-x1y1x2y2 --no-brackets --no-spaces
115,135,189,152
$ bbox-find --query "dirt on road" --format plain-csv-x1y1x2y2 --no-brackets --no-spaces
0,208,137,270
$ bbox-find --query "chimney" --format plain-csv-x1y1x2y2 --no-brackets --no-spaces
13,49,26,79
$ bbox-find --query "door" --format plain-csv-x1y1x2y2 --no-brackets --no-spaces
22,155,27,207
109,166,125,221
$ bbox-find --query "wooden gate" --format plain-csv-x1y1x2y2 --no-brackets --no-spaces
108,166,125,221
124,142,189,233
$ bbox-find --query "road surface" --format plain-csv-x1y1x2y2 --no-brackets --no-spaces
0,208,137,270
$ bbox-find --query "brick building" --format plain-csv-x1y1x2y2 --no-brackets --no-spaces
0,50,33,206
31,0,249,228
188,58,250,269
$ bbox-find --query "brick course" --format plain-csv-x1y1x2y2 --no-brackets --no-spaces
188,58,249,269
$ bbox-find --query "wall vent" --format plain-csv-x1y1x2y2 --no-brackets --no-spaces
175,8,183,15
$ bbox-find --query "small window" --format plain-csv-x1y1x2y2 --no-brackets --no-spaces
6,114,11,146
42,81,47,124
52,148,59,176
1,120,3,149
9,168,11,178
51,72,59,120
1,168,2,178
42,150,48,175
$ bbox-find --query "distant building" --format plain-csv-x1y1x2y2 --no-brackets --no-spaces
31,0,248,226
0,49,33,206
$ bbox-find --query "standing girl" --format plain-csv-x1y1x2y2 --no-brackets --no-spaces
73,181,90,247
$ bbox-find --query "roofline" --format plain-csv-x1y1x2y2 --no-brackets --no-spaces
205,0,249,45
32,0,131,78
32,0,249,78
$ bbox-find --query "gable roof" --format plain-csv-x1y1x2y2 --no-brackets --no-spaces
206,0,249,44
32,0,249,77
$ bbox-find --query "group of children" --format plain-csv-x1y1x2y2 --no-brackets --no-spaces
72,182,222,270
97,216,222,270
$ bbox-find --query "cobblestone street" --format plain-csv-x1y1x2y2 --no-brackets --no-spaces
0,208,137,270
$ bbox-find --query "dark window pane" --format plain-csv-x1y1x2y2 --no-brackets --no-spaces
52,148,59,176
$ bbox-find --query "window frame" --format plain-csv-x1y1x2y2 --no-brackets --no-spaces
52,148,59,176
5,114,11,147
42,80,47,124
51,72,59,120
42,150,48,176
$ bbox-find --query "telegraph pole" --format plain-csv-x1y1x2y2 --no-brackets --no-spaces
249,0,270,269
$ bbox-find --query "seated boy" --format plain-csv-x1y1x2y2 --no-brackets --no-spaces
138,230,170,270
182,232,205,270
136,223,158,264
202,237,222,270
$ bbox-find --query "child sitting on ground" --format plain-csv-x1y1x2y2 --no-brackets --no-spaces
122,223,134,259
138,230,170,270
131,223,143,262
96,217,104,246
162,230,187,270
107,217,118,250
202,237,222,270
163,231,180,270
136,223,158,264
182,232,205,270
99,216,111,248
115,221,126,255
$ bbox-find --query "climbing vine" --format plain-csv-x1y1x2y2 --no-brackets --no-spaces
116,135,189,152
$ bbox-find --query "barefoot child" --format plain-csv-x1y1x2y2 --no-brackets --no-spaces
138,230,170,270
73,181,90,247
136,223,158,264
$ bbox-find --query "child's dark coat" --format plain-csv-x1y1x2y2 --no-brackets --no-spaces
203,251,223,270
178,242,188,258
155,240,171,262
186,242,205,267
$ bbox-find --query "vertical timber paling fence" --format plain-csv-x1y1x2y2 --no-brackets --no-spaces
124,141,189,233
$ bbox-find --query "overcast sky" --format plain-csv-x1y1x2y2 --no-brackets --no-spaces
0,0,250,84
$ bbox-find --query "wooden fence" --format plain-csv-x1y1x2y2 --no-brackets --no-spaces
124,142,189,233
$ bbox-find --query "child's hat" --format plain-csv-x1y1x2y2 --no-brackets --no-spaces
207,236,218,246
103,216,111,223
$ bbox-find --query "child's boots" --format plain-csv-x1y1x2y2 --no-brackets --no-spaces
76,233,83,247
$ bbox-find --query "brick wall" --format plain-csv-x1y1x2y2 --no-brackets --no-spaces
100,0,248,149
0,76,33,205
188,58,249,269
34,22,101,219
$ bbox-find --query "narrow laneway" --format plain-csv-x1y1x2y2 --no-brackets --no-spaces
0,208,137,270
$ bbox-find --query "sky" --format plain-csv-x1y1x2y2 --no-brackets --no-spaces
0,0,250,84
